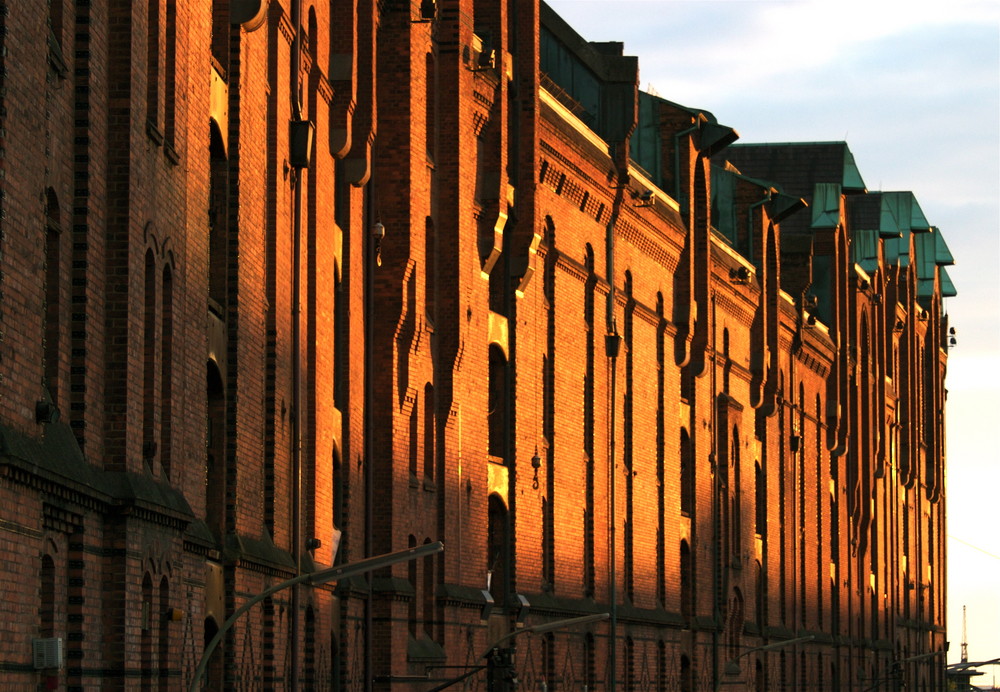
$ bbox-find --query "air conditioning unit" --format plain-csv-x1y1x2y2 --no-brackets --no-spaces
33,638,63,670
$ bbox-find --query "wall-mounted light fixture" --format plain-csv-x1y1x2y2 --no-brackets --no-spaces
479,589,495,623
531,448,542,490
164,607,184,622
467,47,496,72
514,594,531,628
894,319,906,333
35,400,59,424
289,119,315,169
412,0,436,22
305,537,322,551
789,435,801,453
729,266,751,284
631,189,655,208
372,221,385,267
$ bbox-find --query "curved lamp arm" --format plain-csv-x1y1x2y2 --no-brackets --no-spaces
189,541,444,692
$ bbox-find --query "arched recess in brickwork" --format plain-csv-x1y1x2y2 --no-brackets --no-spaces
407,534,418,636
45,188,63,404
305,606,316,687
727,588,744,659
680,540,693,627
206,360,226,539
731,424,742,560
143,249,158,465
488,345,508,461
332,444,344,534
158,576,170,691
487,494,508,606
161,265,174,480
424,383,436,482
680,654,692,692
141,572,154,688
208,120,229,307
423,537,437,641
204,616,222,690
680,428,694,516
164,0,177,150
146,0,161,131
39,554,57,638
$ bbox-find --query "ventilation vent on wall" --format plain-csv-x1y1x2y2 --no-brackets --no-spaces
32,638,63,670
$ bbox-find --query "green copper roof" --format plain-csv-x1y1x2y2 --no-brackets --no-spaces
811,183,842,227
841,147,867,193
940,267,957,297
879,196,903,238
933,228,955,265
853,228,880,275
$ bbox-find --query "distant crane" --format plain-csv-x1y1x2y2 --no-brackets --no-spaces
962,605,969,664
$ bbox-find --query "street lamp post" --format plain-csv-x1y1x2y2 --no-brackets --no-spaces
715,635,815,691
861,649,949,692
188,541,444,692
424,613,611,692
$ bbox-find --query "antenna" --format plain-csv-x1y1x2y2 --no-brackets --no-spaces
961,604,969,664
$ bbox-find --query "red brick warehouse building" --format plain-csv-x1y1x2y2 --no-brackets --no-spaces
0,0,954,690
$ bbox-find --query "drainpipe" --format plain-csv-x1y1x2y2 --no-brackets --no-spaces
290,0,304,688
710,291,719,692
605,141,629,692
364,182,375,692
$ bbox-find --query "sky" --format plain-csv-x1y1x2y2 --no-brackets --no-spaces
548,0,1000,673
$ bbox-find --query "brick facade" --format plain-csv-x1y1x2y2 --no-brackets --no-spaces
0,1,951,690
